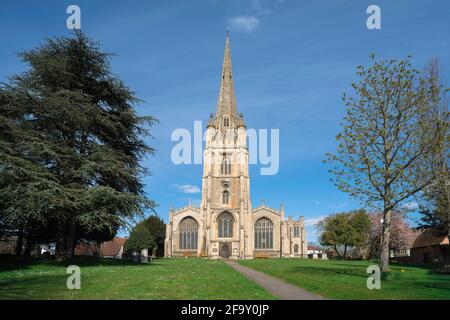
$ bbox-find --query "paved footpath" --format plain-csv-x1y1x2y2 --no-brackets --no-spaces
225,260,324,300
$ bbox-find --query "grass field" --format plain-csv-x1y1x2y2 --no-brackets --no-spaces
239,258,450,300
0,256,275,300
2,256,448,300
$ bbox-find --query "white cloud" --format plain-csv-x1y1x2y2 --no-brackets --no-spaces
173,184,201,194
228,15,260,33
304,216,326,227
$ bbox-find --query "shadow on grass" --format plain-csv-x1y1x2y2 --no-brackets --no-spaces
0,273,67,287
0,272,70,300
295,260,448,277
0,255,162,272
293,262,449,278
290,265,367,278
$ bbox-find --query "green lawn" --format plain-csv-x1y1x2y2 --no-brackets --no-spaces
239,259,450,300
0,256,275,300
3,256,448,300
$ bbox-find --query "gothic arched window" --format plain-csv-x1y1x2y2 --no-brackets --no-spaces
218,212,234,238
294,244,299,253
224,117,229,127
222,191,230,205
254,218,273,250
221,157,231,175
179,217,198,250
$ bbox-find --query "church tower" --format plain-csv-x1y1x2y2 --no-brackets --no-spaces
202,32,251,259
165,32,307,260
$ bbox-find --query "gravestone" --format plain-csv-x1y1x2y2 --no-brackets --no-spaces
141,248,149,263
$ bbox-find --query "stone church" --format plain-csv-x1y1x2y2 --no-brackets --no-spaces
165,33,307,259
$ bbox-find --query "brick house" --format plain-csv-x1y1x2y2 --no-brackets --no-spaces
75,237,127,259
410,228,449,263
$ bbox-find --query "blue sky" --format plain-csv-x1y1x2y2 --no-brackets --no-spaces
1,1,449,242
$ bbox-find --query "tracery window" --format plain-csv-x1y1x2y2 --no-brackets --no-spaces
254,218,273,249
218,212,234,238
221,156,231,175
179,217,198,250
222,191,230,205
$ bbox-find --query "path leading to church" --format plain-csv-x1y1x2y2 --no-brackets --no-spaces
224,260,324,300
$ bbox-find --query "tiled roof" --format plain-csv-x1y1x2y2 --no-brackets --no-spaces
74,242,99,256
74,237,126,257
412,228,449,248
101,237,127,257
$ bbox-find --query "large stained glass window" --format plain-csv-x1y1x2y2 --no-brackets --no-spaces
294,226,300,237
179,217,198,250
217,212,234,238
254,218,273,249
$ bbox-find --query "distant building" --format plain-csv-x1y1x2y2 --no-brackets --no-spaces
40,244,55,255
100,237,126,258
0,236,17,255
390,248,411,258
0,235,41,256
410,228,449,263
74,242,99,256
324,247,336,259
75,237,127,259
307,245,327,259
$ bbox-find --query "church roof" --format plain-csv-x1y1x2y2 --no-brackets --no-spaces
171,203,201,216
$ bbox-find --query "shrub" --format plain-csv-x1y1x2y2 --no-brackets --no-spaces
124,224,155,254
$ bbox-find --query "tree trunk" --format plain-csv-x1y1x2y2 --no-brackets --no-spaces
15,225,24,256
66,222,76,257
24,224,35,257
333,245,341,259
55,221,68,262
447,183,450,238
343,244,348,259
369,238,377,261
379,209,392,273
24,239,34,257
368,241,373,261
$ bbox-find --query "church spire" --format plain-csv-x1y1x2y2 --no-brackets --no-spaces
216,31,237,118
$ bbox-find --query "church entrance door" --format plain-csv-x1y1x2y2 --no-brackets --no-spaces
220,244,230,259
